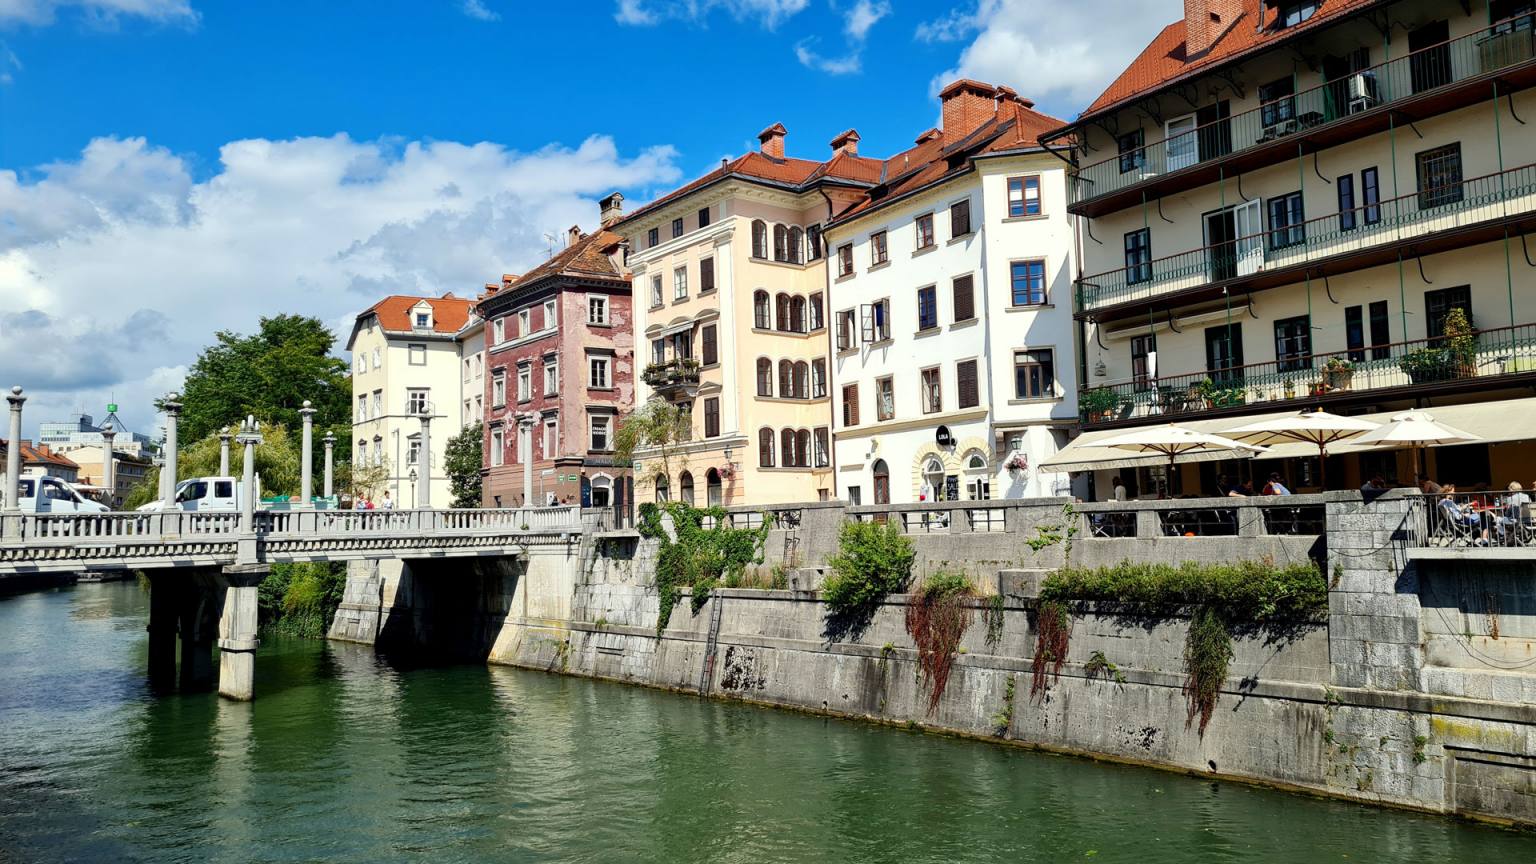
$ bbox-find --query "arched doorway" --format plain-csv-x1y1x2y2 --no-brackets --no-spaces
872,459,890,505
706,468,723,507
654,473,670,502
590,473,613,507
963,452,991,500
679,471,695,506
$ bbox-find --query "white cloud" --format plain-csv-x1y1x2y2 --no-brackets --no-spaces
0,133,681,437
924,0,1179,115
459,0,498,21
842,0,886,40
795,0,887,76
0,0,197,27
613,0,809,29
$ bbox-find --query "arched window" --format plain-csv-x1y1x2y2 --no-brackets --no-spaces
775,293,791,331
781,428,797,467
796,429,811,467
872,459,890,505
759,427,775,467
808,293,824,331
706,468,723,507
778,359,793,397
590,474,613,507
790,296,807,332
773,224,789,262
754,290,771,329
792,361,809,398
788,227,804,264
922,457,947,502
964,452,991,501
751,220,768,259
655,473,670,502
756,357,773,396
679,471,695,506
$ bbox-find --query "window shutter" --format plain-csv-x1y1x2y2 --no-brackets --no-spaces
700,257,715,293
846,384,860,426
702,325,717,365
704,398,719,438
952,275,974,321
860,305,874,342
957,359,979,409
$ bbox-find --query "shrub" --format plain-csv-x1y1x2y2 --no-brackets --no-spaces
822,519,915,615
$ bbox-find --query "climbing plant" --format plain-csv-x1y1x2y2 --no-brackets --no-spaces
904,570,975,714
822,519,915,616
636,502,772,635
1030,599,1071,698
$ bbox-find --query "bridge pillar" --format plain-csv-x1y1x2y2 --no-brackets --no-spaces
146,573,179,692
300,400,315,507
218,564,265,701
4,386,23,511
218,427,232,477
161,393,181,511
179,573,220,692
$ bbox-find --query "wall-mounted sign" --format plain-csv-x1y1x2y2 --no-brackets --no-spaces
935,425,954,447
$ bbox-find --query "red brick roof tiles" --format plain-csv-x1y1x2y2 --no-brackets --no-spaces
356,294,474,335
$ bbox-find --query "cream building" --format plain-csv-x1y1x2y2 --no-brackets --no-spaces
1046,0,1536,497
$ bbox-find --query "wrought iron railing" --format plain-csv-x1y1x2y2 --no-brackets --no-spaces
1409,491,1536,547
1077,162,1536,312
1072,17,1536,206
642,358,701,389
1079,322,1536,426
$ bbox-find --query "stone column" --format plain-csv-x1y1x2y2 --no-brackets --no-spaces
218,427,232,476
218,564,265,701
146,572,178,693
418,410,432,508
101,423,117,507
236,416,262,534
322,432,335,498
4,386,23,511
519,413,535,508
161,392,182,510
300,400,315,507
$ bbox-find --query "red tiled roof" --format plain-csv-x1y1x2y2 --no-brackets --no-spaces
485,228,627,307
356,294,474,335
0,440,79,470
1079,0,1378,121
617,149,886,226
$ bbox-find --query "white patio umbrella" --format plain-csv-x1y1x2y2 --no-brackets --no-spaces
1224,409,1380,489
1352,411,1482,483
1089,424,1268,492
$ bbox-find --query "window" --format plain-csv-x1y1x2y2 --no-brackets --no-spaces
358,440,368,464
493,318,504,345
758,427,775,467
1117,130,1145,174
790,296,807,333
836,309,857,350
1425,285,1472,339
776,293,791,331
876,376,895,420
490,428,504,466
654,473,669,502
357,394,368,421
700,257,715,293
1267,191,1305,250
678,471,694,505
492,373,506,407
673,266,688,300
812,359,827,398
1010,260,1047,306
1013,350,1055,399
706,469,723,507
842,383,860,426
1007,175,1041,217
701,325,718,366
415,312,430,328
756,358,773,396
372,438,382,465
847,485,862,506
543,416,558,459
754,291,771,329
778,359,792,397
1361,167,1381,225
647,227,659,248
1205,323,1245,382
517,364,532,402
543,358,558,395
1337,174,1357,231
652,338,666,366
965,453,990,501
1368,301,1391,361
808,293,824,331
589,415,611,451
406,388,429,415
1274,315,1312,372
703,397,720,438
952,275,975,322
872,459,890,504
372,347,380,369
589,356,610,389
357,355,366,375
373,389,382,416
917,285,938,331
956,359,979,409
781,428,797,467
814,428,830,468
860,300,890,343
950,199,971,237
697,206,710,228
1259,77,1296,129
837,243,854,276
588,295,608,324
518,309,531,336
751,220,768,259
650,275,663,308
1131,333,1156,390
915,213,935,249
1277,0,1317,27
543,300,556,330
920,367,942,414
789,227,804,264
1124,229,1151,284
671,217,684,239
808,224,823,259
773,224,789,262
671,330,692,360
1345,304,1365,362
795,430,811,468
463,357,472,383
870,230,888,266
407,343,426,366
1417,143,1463,209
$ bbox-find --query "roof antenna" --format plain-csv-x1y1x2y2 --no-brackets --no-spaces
543,232,558,258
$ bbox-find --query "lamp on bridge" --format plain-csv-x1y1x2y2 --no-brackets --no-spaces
408,467,418,506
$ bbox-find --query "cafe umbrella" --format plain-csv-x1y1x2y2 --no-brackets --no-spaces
1350,411,1481,481
1224,409,1380,489
1087,424,1269,493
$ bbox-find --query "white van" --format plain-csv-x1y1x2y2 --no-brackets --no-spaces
137,476,242,512
16,475,111,514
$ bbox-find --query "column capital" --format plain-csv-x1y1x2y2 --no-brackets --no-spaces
6,385,24,409
299,399,316,419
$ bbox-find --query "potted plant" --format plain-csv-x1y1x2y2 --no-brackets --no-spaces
1323,357,1354,391
1283,378,1296,400
1443,307,1477,378
1004,453,1029,475
1080,386,1121,422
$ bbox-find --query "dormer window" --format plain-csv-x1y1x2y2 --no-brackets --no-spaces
415,312,429,327
1276,1,1317,28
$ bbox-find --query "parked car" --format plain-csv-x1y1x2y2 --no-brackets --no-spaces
136,476,242,512
15,475,111,514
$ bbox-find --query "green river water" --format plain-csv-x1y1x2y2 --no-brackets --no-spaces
1,581,1531,863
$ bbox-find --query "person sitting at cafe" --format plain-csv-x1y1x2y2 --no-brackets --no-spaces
1111,476,1127,502
1438,485,1490,543
1497,481,1531,544
1360,474,1387,493
1262,473,1291,496
1416,474,1442,495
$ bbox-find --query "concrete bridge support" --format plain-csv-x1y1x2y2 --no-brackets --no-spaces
145,564,265,701
218,565,265,701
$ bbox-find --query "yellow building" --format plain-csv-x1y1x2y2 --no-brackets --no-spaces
1045,0,1536,496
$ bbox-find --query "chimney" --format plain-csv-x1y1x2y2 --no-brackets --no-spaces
484,281,500,296
566,225,583,248
914,127,941,145
829,129,860,157
1184,0,1244,59
501,273,518,291
599,191,624,227
758,122,787,159
938,79,999,140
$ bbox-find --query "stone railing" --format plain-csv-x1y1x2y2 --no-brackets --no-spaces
255,506,580,536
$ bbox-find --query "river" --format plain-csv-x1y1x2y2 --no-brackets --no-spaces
0,581,1530,863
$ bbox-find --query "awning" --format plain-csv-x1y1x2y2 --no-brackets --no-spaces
1040,397,1536,473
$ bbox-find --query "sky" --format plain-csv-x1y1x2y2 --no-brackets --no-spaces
0,0,1179,439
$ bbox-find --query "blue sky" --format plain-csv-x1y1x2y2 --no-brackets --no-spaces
0,0,1175,435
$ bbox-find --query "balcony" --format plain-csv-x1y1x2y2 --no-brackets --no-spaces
1077,162,1536,321
1070,17,1536,218
642,358,701,396
1078,322,1536,428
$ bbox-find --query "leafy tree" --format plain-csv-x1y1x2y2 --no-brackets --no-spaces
121,424,303,508
614,398,693,497
444,422,483,508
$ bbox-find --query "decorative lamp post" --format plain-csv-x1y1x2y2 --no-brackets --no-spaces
161,392,182,511
408,467,418,507
101,422,117,508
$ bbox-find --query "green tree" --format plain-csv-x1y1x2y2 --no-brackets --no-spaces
445,422,484,508
614,398,692,497
121,424,304,508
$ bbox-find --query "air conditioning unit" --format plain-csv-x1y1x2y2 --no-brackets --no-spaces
1346,73,1378,113
1347,73,1372,101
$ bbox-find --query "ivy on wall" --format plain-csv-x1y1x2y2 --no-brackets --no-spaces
636,502,771,635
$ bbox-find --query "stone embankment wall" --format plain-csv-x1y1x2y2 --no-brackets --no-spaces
331,493,1536,826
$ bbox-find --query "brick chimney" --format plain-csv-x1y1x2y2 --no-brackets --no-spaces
501,273,518,291
758,122,787,158
1184,0,1244,59
938,79,998,140
566,225,583,248
829,129,860,157
599,191,624,227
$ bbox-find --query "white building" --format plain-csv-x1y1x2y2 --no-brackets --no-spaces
826,80,1082,505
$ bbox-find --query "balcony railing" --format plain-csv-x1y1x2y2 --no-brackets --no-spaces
1079,323,1536,426
1077,162,1536,314
1072,16,1536,207
641,358,701,390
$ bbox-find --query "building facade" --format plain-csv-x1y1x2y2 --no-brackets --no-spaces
347,293,476,507
613,125,879,506
479,212,633,509
825,80,1081,505
1046,0,1536,497
64,444,151,508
